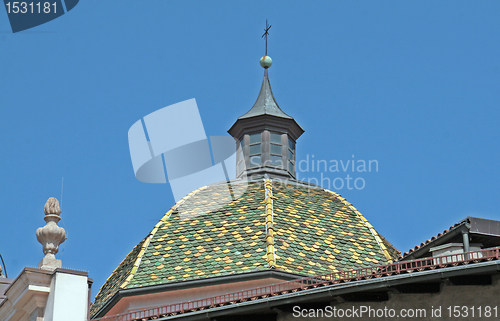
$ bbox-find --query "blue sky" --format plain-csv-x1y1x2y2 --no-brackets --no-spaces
1,1,499,299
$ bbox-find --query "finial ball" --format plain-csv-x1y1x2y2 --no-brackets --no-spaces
260,56,273,69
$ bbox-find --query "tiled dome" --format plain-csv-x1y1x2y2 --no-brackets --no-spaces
91,179,399,316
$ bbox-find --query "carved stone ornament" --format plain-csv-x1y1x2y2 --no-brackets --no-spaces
36,197,66,271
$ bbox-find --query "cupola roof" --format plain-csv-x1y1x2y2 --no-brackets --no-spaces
239,69,292,120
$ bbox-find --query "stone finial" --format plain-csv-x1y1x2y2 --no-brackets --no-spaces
44,197,61,215
36,197,66,271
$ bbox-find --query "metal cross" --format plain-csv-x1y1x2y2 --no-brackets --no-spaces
262,19,272,56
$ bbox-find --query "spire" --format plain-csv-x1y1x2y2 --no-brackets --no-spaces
239,23,291,121
238,69,292,120
228,58,304,180
227,22,304,180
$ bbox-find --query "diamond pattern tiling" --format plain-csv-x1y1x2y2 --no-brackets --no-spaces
92,180,399,318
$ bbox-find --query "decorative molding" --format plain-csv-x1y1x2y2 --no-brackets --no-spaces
264,179,276,268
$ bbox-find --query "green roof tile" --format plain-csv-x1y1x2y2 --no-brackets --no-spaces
91,180,399,318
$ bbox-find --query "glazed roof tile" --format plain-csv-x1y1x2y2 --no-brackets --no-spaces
92,180,399,317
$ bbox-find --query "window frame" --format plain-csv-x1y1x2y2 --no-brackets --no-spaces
269,132,283,168
248,133,262,168
287,137,296,175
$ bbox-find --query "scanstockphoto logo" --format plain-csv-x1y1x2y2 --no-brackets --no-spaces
128,99,247,218
3,0,79,33
296,154,379,191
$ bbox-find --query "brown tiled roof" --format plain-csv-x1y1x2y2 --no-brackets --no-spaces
401,221,465,258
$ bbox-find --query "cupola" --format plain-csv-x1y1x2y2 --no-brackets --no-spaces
228,57,304,180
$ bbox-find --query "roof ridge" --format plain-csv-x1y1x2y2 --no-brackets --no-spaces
324,189,395,263
120,185,209,289
264,179,276,268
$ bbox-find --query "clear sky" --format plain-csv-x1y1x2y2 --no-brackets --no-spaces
1,1,499,300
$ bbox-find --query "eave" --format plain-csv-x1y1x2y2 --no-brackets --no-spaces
92,270,307,319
